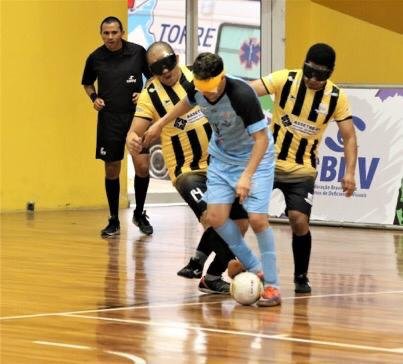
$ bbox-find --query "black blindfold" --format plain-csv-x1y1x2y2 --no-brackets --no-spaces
303,63,332,81
149,54,177,75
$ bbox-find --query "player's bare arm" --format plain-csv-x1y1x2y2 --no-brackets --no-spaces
126,116,150,156
249,79,268,97
143,98,192,147
338,117,358,197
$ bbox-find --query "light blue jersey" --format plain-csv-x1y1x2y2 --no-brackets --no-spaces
188,76,274,166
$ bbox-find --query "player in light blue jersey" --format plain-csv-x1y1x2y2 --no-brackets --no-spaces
142,52,281,307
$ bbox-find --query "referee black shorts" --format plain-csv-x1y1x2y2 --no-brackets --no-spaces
96,110,149,162
273,176,315,217
175,171,248,221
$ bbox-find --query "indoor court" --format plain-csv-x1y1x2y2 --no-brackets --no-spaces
1,205,402,363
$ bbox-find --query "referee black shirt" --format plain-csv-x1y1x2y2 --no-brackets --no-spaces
82,40,151,113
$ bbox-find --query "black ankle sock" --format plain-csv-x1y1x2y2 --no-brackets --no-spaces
292,231,311,277
134,175,150,216
105,178,120,218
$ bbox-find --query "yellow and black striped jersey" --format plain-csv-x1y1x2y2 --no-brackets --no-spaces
261,69,351,179
135,65,211,183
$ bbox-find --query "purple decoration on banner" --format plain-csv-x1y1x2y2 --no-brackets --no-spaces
375,89,403,102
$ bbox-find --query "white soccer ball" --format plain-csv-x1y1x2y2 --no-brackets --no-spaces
230,272,263,306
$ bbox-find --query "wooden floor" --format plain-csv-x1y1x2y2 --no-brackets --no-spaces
1,206,403,363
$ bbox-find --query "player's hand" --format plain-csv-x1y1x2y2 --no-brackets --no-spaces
126,131,143,156
93,98,105,111
143,120,163,147
132,92,140,104
236,173,251,204
341,172,356,197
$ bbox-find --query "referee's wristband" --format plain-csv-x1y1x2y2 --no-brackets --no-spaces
89,92,98,102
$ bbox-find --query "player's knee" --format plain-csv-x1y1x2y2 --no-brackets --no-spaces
288,211,309,235
133,156,150,177
236,219,249,236
248,214,268,233
206,212,225,229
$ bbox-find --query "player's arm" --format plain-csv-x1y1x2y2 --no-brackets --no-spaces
126,116,151,156
337,118,357,197
142,98,192,147
249,79,269,97
237,129,268,203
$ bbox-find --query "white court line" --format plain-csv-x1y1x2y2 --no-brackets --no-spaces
34,341,92,350
1,289,403,321
34,341,147,363
64,313,403,355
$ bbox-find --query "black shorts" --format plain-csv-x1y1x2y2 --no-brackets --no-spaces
273,177,315,217
96,110,145,162
175,171,248,221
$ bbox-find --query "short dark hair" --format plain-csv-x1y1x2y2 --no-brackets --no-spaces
100,16,123,32
305,43,336,70
147,41,175,58
192,52,224,80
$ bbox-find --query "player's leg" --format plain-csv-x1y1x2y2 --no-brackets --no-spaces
131,152,153,235
278,177,314,293
175,172,237,293
175,172,212,278
245,165,281,307
206,159,261,273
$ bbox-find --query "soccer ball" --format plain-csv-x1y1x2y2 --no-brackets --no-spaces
230,272,263,305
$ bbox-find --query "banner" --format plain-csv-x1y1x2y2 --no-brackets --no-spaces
269,88,403,226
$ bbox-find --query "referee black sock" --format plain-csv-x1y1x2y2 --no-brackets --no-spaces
292,231,311,277
134,175,150,216
105,178,120,219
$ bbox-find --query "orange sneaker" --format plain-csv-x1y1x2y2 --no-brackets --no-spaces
227,259,245,279
257,286,281,307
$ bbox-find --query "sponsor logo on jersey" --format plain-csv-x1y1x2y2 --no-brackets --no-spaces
126,75,137,84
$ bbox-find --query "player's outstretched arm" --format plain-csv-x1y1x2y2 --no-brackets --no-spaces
126,116,150,156
143,98,192,146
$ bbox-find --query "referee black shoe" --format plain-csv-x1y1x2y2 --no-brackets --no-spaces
132,210,153,235
294,274,311,293
101,217,120,238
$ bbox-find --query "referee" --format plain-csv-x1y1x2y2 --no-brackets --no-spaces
82,16,153,238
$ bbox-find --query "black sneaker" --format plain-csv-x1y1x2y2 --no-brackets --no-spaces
177,258,203,279
132,210,153,235
101,217,120,238
294,274,311,293
198,276,230,294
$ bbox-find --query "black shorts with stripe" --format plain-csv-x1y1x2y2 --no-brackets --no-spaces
175,171,248,221
273,176,315,217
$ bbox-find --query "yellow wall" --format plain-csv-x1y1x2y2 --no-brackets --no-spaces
285,0,403,84
1,0,402,212
0,1,128,212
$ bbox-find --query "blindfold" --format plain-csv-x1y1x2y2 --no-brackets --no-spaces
149,54,177,75
193,71,225,92
303,63,332,81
